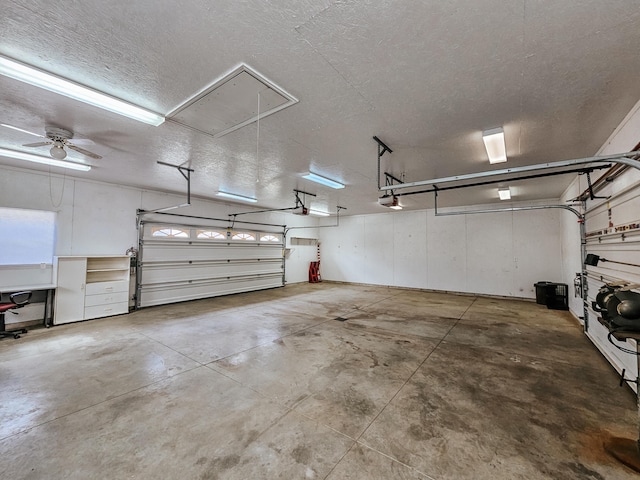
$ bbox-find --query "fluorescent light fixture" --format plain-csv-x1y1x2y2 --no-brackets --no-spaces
498,187,511,200
302,172,345,189
216,191,257,203
0,147,91,171
0,123,42,137
0,55,165,126
482,127,507,164
309,209,330,217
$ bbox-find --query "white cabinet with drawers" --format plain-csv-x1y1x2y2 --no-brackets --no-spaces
54,256,130,325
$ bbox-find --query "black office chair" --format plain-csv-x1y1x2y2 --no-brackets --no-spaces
0,291,32,339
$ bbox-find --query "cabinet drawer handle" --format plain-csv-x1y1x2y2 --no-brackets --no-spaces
105,287,114,292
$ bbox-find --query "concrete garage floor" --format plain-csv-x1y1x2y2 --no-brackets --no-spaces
0,282,638,479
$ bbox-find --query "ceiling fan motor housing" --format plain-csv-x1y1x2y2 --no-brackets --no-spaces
45,126,73,141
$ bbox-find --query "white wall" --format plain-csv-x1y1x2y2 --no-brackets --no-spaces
319,203,564,298
0,166,319,286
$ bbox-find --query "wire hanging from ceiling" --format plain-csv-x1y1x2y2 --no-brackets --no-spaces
48,168,66,208
256,92,261,184
517,0,527,157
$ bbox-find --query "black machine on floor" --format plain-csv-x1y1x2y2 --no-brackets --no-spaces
0,291,32,339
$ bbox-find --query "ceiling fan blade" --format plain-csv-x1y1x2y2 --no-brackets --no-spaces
69,138,95,146
67,144,102,160
1,123,45,138
23,141,52,147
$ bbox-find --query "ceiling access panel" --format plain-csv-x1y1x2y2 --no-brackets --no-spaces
167,64,298,138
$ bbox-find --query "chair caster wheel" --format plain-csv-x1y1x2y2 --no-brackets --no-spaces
13,334,20,339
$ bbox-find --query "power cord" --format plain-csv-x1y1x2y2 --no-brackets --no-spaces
607,327,640,355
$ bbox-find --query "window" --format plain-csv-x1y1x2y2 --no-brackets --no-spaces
151,227,189,238
197,230,226,240
0,207,56,265
260,234,281,242
232,232,256,241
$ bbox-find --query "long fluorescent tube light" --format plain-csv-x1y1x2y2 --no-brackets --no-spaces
302,172,345,189
0,123,42,137
0,55,165,126
482,127,507,164
216,191,257,203
0,147,91,171
498,187,511,200
309,209,330,217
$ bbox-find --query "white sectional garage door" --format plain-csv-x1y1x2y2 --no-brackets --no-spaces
137,221,284,307
583,169,640,386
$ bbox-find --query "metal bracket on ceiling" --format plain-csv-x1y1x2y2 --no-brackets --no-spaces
293,189,316,212
380,172,405,204
333,205,347,222
374,136,393,157
374,136,393,190
229,190,316,226
384,172,403,187
285,205,348,235
582,171,609,201
146,161,195,213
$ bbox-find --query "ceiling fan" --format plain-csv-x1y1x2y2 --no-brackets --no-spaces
1,124,102,160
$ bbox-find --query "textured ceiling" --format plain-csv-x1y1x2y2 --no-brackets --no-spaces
1,0,639,215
